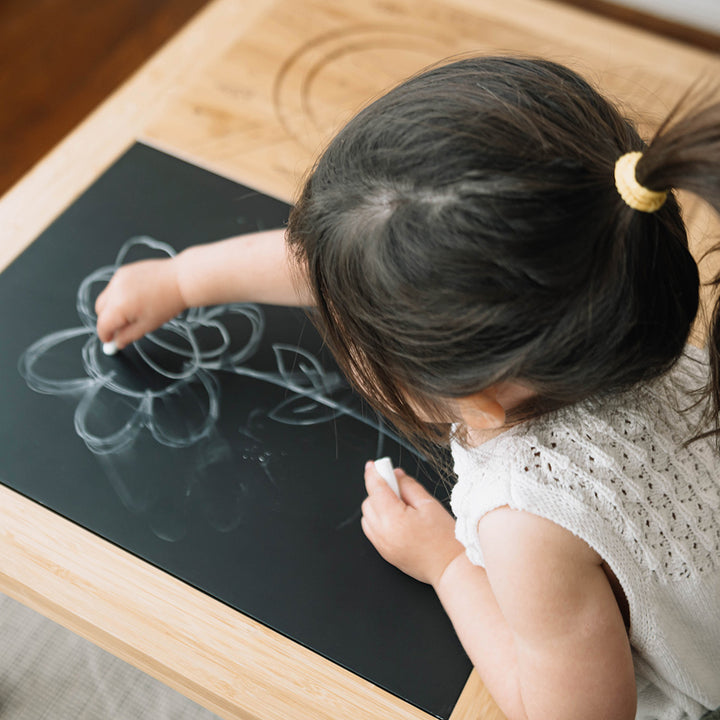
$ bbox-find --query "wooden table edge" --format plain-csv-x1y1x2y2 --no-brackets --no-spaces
1,483,478,720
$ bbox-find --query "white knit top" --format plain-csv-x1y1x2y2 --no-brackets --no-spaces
450,345,720,720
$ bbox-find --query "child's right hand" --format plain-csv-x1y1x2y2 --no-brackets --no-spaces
95,257,187,349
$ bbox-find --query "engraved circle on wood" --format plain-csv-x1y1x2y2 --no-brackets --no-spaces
273,25,457,151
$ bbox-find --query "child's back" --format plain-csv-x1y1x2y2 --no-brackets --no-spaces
451,343,720,718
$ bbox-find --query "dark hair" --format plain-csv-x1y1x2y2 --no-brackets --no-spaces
286,56,720,447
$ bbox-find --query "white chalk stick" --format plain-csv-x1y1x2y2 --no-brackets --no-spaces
102,340,119,356
374,457,400,498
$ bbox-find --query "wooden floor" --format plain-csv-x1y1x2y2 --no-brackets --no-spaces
0,0,211,196
0,0,716,199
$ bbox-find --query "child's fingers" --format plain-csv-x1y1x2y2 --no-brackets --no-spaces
360,495,379,527
360,514,380,548
360,514,371,539
364,461,404,502
94,288,107,315
96,306,130,344
94,281,117,316
396,471,437,508
112,323,144,350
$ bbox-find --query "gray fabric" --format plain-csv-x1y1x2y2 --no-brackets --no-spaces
0,592,220,719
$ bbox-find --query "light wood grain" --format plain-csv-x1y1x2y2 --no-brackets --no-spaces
450,670,507,720
1,0,719,719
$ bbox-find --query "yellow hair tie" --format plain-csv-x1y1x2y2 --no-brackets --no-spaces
614,151,667,213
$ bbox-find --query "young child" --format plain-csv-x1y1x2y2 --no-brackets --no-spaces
95,57,720,720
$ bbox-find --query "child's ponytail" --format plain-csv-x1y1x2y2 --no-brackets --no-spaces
288,57,720,449
634,91,720,443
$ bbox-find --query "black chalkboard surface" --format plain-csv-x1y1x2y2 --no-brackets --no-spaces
0,143,471,718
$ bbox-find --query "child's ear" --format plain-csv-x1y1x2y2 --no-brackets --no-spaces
456,390,506,430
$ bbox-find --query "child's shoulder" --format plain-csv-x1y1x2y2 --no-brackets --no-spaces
451,344,715,474
450,344,719,572
459,344,714,476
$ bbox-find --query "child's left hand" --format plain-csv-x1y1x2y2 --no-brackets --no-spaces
361,462,466,586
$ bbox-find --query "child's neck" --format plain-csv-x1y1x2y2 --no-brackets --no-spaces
463,382,535,447
466,426,508,447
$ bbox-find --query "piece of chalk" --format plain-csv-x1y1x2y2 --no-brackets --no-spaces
102,340,119,356
374,457,400,498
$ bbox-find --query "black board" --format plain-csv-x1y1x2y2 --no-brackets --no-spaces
0,143,471,718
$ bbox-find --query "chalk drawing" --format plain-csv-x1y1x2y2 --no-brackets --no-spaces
17,236,422,540
19,236,416,457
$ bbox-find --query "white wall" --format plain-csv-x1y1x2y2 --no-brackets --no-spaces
613,0,720,35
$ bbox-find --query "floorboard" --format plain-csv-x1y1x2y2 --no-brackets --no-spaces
0,0,211,195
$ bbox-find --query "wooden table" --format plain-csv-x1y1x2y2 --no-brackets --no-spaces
0,1,718,719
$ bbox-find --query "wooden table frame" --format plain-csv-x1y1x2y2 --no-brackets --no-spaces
0,1,717,719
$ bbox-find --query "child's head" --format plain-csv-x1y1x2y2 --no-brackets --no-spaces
287,56,720,444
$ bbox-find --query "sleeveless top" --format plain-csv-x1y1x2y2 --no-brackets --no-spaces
450,345,720,720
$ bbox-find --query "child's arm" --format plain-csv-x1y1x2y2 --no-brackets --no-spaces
362,465,636,720
96,228,311,349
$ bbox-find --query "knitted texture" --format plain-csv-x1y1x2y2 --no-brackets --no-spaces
450,346,720,719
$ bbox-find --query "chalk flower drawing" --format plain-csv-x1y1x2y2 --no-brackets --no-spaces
19,236,408,457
